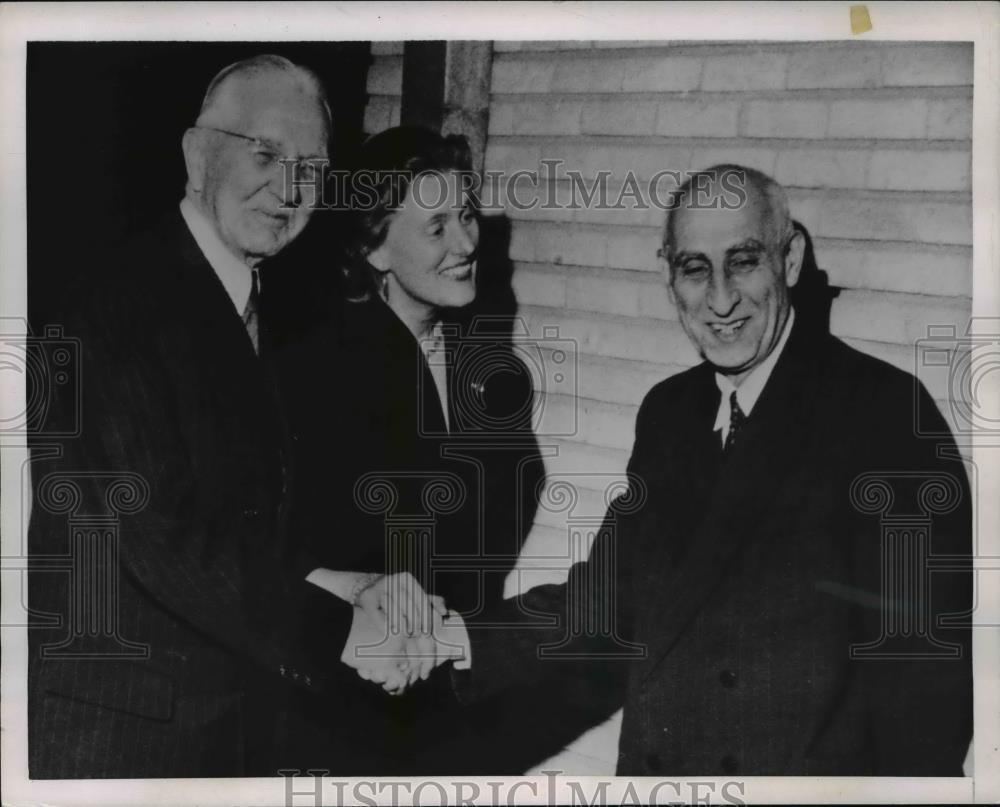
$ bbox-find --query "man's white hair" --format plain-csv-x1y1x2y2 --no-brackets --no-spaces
195,53,332,131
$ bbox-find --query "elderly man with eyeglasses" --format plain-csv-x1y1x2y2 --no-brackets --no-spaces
28,54,399,778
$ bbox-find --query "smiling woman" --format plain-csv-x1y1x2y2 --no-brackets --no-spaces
366,169,480,334
339,126,483,431
272,126,572,773
340,126,478,305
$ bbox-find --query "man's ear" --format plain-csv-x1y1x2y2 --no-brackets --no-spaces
181,128,206,193
783,229,806,289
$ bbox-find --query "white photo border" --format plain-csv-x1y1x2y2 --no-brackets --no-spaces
2,2,997,804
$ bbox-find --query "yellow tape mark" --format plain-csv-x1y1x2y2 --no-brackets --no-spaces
850,5,873,34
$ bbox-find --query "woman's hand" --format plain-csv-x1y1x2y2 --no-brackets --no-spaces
354,572,447,683
306,568,446,633
342,604,412,695
354,572,446,634
306,567,448,685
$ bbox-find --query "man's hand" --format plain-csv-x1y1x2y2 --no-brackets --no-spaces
310,569,448,686
341,606,472,695
340,605,413,694
355,571,447,637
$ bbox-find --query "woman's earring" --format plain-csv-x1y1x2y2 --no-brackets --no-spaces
378,271,390,302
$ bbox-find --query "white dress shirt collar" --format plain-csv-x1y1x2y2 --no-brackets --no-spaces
179,197,257,315
713,308,796,442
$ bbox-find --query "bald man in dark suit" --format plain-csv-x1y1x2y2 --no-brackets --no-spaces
428,164,972,776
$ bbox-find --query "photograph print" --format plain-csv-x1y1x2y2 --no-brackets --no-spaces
5,7,992,803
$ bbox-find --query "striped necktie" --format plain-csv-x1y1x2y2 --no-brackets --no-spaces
243,270,260,355
723,391,746,452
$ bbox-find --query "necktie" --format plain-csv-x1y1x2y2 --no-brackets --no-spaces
723,390,746,452
243,270,260,355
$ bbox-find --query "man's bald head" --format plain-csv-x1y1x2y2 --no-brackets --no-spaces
663,164,793,263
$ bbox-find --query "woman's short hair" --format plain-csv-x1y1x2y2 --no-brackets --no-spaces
340,125,474,301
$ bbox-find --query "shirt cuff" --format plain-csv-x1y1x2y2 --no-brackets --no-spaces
443,613,472,670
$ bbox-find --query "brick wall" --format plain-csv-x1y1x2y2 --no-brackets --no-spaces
362,40,973,773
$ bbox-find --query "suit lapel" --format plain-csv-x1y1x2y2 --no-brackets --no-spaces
165,213,261,380
341,296,449,441
649,367,722,567
637,316,823,683
163,213,287,502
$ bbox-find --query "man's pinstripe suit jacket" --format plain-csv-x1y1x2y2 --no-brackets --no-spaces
28,212,353,778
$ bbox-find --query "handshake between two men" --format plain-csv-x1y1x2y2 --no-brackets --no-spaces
325,571,471,694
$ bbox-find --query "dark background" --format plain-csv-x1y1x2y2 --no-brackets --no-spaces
27,41,372,329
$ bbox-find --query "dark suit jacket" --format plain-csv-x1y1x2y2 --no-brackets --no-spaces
280,294,542,611
457,314,973,776
28,211,354,778
276,295,619,773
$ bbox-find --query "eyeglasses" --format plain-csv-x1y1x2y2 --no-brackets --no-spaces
195,125,325,184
